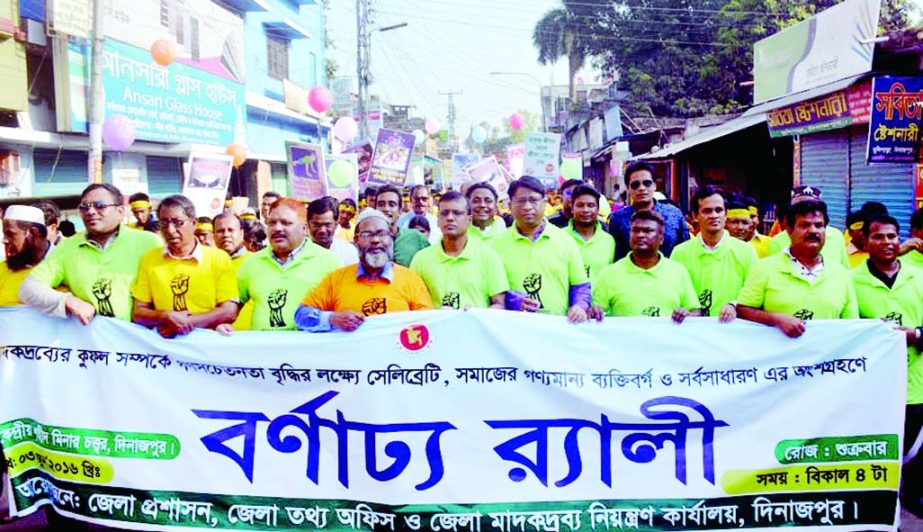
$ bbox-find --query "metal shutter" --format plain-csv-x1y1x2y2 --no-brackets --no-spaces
145,156,183,198
848,125,914,238
800,130,849,230
32,149,88,196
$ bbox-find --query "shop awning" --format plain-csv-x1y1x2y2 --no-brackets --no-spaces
636,112,767,160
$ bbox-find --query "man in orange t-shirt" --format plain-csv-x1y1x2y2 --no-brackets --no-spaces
295,208,433,332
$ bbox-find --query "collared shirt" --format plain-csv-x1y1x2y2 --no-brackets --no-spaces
236,240,340,331
393,227,430,267
567,220,615,284
592,253,699,317
163,241,204,262
750,232,771,258
410,238,509,308
25,225,161,320
132,244,238,313
229,246,249,260
698,231,726,251
784,248,825,284
467,218,507,243
83,229,121,252
271,238,307,268
768,226,850,269
608,201,689,261
671,230,758,317
294,262,433,332
397,211,442,244
328,238,359,265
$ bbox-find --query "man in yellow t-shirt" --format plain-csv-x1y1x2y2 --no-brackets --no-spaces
213,212,252,330
295,208,433,332
0,205,54,306
131,195,238,338
845,210,869,269
336,198,357,242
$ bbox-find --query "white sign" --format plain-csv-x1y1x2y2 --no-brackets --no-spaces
181,152,233,217
524,132,562,186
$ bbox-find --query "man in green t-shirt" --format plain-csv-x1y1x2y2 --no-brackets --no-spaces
671,187,757,322
567,185,615,284
410,191,508,309
738,199,858,337
590,209,700,322
466,182,506,243
490,176,589,322
20,183,161,323
237,198,341,331
767,186,849,268
850,213,923,516
901,207,923,270
375,184,429,267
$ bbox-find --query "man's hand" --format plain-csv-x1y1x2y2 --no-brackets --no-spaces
718,303,737,323
773,315,806,338
587,305,605,322
896,326,919,346
215,323,233,336
156,323,178,338
164,311,195,336
566,305,587,324
331,311,364,332
900,238,923,256
65,296,96,325
671,307,691,324
521,298,541,313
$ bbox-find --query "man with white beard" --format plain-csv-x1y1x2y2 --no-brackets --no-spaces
294,208,433,332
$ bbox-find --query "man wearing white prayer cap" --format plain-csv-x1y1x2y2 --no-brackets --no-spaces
0,205,52,306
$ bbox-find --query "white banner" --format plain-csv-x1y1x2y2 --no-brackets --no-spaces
0,308,906,531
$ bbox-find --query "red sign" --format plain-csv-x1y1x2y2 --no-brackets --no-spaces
398,324,431,352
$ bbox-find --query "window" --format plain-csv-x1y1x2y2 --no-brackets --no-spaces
266,35,289,80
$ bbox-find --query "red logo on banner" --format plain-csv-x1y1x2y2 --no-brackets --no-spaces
398,324,431,352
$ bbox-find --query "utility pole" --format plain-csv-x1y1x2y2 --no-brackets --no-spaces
356,0,371,139
438,90,462,143
87,0,105,183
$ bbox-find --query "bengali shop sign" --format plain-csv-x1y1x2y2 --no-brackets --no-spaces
767,81,871,138
867,76,923,164
0,308,905,531
102,40,245,146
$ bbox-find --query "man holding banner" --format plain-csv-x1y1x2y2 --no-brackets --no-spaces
131,195,239,338
237,198,341,331
491,177,589,322
0,205,53,306
738,199,858,337
849,213,923,516
411,191,508,309
20,184,161,324
295,208,433,332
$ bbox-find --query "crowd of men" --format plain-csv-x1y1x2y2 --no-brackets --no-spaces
2,160,923,518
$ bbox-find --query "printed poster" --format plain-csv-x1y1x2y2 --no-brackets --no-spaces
285,142,326,201
343,139,373,186
450,153,480,187
465,156,510,200
524,132,562,186
368,129,415,188
505,143,525,179
181,152,233,217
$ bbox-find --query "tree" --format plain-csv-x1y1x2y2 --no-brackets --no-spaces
533,0,610,102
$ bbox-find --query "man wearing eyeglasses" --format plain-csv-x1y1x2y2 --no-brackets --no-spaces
295,208,433,332
20,184,160,324
130,195,239,338
490,176,590,323
308,196,359,265
235,198,340,331
608,161,688,261
375,184,429,267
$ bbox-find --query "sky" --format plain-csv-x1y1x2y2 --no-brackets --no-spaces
325,0,580,136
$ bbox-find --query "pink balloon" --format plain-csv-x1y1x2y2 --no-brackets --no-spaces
425,118,441,135
334,116,358,143
509,112,525,131
102,114,136,152
308,86,333,113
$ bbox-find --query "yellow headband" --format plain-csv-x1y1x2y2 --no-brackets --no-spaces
849,221,864,231
339,205,357,214
224,199,233,206
748,206,758,216
196,222,213,232
240,213,257,220
130,200,151,209
727,209,751,219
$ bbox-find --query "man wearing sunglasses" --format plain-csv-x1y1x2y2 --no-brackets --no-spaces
608,161,688,261
19,184,160,324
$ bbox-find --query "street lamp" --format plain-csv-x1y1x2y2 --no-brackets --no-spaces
356,3,408,139
490,71,547,133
